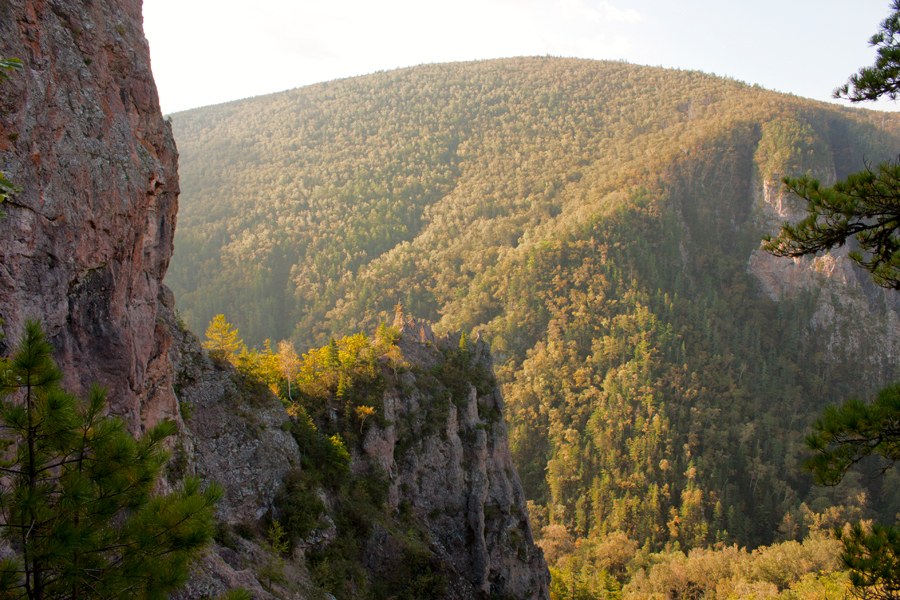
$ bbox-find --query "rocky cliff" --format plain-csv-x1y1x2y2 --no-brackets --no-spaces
747,167,900,385
0,3,551,598
0,0,178,426
363,316,550,599
160,310,550,600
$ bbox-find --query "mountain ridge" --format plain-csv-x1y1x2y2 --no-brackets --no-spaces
166,56,900,561
167,56,900,348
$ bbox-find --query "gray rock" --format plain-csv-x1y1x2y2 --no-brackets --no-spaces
366,316,551,600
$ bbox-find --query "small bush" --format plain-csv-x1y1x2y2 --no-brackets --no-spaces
274,469,326,545
234,521,257,540
214,520,238,551
166,443,190,483
209,350,232,370
179,400,195,421
323,434,352,482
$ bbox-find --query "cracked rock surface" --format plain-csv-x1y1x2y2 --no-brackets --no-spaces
0,0,178,427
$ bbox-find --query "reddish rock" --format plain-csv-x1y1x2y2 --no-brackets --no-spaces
0,4,553,598
0,0,178,427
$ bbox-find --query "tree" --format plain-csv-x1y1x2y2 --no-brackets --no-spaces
763,0,900,290
766,4,900,597
834,0,900,102
836,522,900,600
256,521,288,590
805,384,900,487
203,314,244,361
763,165,900,290
326,338,340,370
354,405,376,433
804,384,900,598
0,320,222,600
262,339,277,392
277,340,299,402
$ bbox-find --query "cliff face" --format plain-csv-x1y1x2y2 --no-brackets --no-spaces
0,0,178,425
0,7,550,599
747,169,900,383
167,314,550,600
157,296,311,600
363,317,550,600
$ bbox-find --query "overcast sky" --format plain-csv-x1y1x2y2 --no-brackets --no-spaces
143,0,900,115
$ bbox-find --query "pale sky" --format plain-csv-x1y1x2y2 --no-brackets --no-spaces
143,0,900,114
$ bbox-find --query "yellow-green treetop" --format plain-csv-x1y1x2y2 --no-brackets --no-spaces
203,314,244,359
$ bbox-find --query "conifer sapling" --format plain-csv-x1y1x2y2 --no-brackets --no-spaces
0,321,222,600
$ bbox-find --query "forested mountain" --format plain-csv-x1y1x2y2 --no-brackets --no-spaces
167,57,900,574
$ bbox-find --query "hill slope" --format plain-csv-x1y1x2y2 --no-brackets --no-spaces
167,57,900,553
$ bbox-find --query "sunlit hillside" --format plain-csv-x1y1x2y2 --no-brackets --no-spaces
167,57,900,578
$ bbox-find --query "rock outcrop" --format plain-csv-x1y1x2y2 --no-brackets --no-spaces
156,289,301,524
159,309,551,599
0,0,178,426
362,316,551,600
159,302,311,600
747,169,900,384
746,171,839,302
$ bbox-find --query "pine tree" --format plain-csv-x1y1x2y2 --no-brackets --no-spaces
768,4,900,595
0,320,222,600
837,522,900,600
336,375,348,399
764,1,900,290
805,384,900,485
459,331,469,354
326,338,340,370
834,0,900,102
763,165,900,290
203,314,244,361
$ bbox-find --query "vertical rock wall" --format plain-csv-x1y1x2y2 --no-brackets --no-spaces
0,0,178,425
747,168,900,385
361,317,551,600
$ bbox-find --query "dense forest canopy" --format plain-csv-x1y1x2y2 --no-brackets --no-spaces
167,57,900,574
